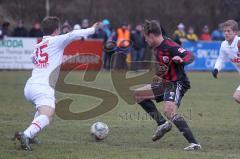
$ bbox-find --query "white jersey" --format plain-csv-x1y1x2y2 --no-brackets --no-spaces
26,27,95,86
214,36,240,72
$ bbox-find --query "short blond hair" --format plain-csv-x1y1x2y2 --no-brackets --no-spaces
220,19,239,32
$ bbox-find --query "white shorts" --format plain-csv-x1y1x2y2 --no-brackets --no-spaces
24,83,55,109
237,85,240,91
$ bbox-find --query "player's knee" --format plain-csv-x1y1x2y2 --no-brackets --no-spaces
163,102,177,119
233,92,240,103
38,106,55,121
163,109,173,119
163,109,174,119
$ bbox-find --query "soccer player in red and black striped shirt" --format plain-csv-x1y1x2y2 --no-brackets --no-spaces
133,20,201,150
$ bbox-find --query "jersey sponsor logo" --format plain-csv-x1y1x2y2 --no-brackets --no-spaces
178,48,186,53
162,56,169,63
33,42,49,68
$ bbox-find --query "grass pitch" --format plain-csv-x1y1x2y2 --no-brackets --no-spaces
0,71,239,159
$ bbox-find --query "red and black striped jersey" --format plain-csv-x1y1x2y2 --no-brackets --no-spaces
154,38,194,87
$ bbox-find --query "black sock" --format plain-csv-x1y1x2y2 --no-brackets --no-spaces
172,114,198,144
138,100,166,125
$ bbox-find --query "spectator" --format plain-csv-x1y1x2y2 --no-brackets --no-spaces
131,24,146,71
186,26,198,41
102,19,111,39
62,21,72,34
2,21,11,37
73,24,81,30
200,25,212,41
112,23,131,70
211,24,224,41
29,22,43,37
173,23,186,45
81,19,89,29
92,23,108,41
117,23,130,46
102,19,115,70
12,20,28,37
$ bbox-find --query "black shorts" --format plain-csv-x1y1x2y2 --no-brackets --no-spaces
151,81,188,107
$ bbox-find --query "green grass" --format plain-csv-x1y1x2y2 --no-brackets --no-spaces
0,71,240,159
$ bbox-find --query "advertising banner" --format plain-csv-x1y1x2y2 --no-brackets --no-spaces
0,38,103,70
183,41,235,71
0,37,37,69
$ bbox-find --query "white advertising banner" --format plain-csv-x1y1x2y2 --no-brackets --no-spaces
0,37,37,69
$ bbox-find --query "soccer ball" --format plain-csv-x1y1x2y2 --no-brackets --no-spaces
90,122,109,140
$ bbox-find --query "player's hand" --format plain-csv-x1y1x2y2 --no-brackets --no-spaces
152,75,162,83
212,69,218,79
172,56,183,63
92,22,101,30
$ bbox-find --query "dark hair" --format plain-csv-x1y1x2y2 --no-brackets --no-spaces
220,19,239,32
143,20,162,36
41,16,60,35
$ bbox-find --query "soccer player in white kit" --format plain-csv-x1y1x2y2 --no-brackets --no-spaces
212,19,240,104
12,16,99,151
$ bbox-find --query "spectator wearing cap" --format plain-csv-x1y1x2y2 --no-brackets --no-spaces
186,26,198,41
29,22,43,37
102,19,112,39
102,19,116,70
200,25,212,41
173,23,186,45
73,24,81,30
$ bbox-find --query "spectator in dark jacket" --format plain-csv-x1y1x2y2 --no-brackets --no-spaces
1,21,11,38
12,20,28,37
131,24,146,71
92,23,108,42
29,22,43,37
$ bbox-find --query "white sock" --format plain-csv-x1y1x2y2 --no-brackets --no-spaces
24,115,49,138
34,111,40,119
